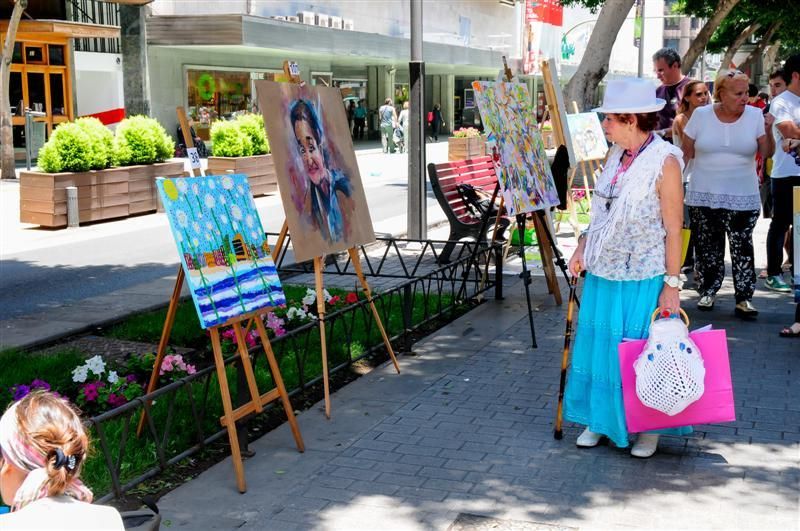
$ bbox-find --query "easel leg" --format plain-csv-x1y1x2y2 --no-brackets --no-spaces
137,266,184,438
532,213,562,305
232,321,264,413
253,318,305,452
347,248,401,374
209,328,247,493
271,221,289,263
536,210,574,289
516,214,538,349
313,256,331,419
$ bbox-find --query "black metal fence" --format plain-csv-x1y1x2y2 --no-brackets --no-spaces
90,237,502,502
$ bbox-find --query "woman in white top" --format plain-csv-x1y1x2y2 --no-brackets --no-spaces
0,391,124,530
566,78,689,458
682,70,775,317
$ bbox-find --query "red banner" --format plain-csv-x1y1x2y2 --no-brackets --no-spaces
523,0,564,75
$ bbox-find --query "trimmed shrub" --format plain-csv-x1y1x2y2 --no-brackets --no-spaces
236,113,270,155
210,120,253,157
113,115,174,166
76,117,114,169
37,122,94,173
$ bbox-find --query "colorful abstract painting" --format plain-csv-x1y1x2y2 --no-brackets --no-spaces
471,81,560,216
566,112,608,162
255,81,375,262
157,174,285,329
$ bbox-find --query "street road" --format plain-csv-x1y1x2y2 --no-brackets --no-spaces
0,143,448,321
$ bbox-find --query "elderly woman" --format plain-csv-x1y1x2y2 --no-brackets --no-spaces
565,78,689,458
0,391,123,528
682,70,775,317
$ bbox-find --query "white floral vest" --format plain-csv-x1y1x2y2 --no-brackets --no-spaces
584,136,684,281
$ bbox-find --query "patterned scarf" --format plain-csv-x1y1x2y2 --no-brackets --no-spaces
0,401,93,512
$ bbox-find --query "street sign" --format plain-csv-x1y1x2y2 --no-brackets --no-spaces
186,147,201,169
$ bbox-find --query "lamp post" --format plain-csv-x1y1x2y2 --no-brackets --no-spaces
407,0,426,240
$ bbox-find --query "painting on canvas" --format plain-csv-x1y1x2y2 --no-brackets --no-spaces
566,112,608,162
256,80,375,262
157,174,286,329
471,81,560,216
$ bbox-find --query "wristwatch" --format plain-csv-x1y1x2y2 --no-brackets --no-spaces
663,275,683,289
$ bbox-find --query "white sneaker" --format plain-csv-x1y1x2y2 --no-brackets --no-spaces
576,427,603,448
697,294,715,311
631,434,659,458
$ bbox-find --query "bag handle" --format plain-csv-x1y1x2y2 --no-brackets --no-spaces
650,307,690,327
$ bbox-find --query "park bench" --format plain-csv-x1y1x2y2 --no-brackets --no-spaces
427,156,504,264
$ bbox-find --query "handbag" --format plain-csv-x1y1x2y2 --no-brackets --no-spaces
618,309,736,433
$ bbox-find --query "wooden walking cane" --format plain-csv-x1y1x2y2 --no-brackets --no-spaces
554,270,582,440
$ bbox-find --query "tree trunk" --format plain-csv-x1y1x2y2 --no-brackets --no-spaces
1,0,27,180
720,22,761,70
564,0,636,112
740,22,781,73
681,0,743,75
762,40,781,77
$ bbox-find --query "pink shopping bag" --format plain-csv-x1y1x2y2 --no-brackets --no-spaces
619,328,736,433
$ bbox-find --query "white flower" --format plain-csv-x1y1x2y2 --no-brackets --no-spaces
192,183,200,196
250,231,259,241
85,355,106,376
72,365,88,383
323,289,333,302
231,205,243,221
107,371,119,384
176,210,189,227
176,232,184,243
219,195,227,206
176,179,189,193
205,232,212,241
301,288,316,306
193,221,202,233
192,237,200,247
221,176,234,190
208,180,216,190
245,214,255,228
204,194,216,209
221,214,229,225
237,185,245,195
206,221,213,230
286,307,308,321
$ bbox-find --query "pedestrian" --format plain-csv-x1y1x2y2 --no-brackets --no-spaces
765,54,800,293
429,103,444,142
397,101,410,153
565,78,689,458
672,79,710,279
346,100,355,136
748,83,767,111
353,99,367,140
378,97,397,153
0,391,124,529
653,48,691,142
681,69,775,317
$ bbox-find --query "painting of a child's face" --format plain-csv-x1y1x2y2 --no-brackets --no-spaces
293,119,325,186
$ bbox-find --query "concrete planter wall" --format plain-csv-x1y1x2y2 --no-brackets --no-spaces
448,136,486,161
19,161,185,228
206,154,277,197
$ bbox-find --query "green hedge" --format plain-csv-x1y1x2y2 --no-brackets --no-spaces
211,114,270,157
113,115,175,166
37,117,114,173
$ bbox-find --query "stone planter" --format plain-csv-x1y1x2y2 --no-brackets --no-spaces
19,161,185,228
206,154,277,197
448,135,486,161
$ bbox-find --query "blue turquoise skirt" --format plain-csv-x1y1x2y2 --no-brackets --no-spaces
564,273,693,448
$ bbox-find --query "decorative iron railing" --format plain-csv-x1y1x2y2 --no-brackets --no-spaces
90,237,502,502
66,0,121,54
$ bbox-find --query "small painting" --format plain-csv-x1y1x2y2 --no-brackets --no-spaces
157,174,285,329
471,81,560,216
256,81,375,262
566,112,608,162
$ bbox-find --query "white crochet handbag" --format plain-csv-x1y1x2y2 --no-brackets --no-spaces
633,309,705,416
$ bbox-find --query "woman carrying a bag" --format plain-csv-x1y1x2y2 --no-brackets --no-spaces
565,78,691,458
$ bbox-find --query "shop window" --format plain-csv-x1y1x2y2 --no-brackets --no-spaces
12,42,22,63
48,45,65,66
311,73,333,87
49,73,66,116
10,72,23,114
24,45,45,64
26,72,46,113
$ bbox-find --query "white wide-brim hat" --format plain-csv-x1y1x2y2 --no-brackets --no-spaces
592,77,666,114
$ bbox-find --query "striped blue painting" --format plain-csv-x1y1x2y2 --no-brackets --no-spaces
157,174,286,329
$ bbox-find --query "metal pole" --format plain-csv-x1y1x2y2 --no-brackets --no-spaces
66,186,79,228
24,110,32,171
637,0,646,78
408,0,426,240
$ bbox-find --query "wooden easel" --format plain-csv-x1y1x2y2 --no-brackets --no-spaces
269,60,400,419
136,106,304,493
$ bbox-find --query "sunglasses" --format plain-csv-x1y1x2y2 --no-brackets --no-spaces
726,69,743,78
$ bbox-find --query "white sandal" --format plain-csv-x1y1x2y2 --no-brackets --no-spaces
631,433,659,458
576,427,603,448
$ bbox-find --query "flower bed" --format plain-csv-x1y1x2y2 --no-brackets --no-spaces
448,128,486,161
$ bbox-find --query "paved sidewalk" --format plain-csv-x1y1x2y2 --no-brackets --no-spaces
156,258,799,530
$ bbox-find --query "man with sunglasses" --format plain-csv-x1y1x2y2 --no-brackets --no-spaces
653,48,691,142
766,54,800,294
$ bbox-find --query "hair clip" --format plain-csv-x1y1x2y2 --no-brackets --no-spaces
53,448,77,472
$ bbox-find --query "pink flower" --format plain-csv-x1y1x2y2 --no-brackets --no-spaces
328,295,340,305
186,365,197,375
345,292,359,304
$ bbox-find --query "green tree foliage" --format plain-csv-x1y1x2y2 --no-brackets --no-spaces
210,120,253,157
236,113,270,155
707,0,800,59
37,122,94,173
113,115,175,166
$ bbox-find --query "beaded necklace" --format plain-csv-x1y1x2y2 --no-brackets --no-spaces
604,132,655,211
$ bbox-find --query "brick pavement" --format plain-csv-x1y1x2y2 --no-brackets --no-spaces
157,239,799,530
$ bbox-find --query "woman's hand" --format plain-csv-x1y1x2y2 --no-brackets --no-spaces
658,285,681,316
783,138,800,153
568,248,585,277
